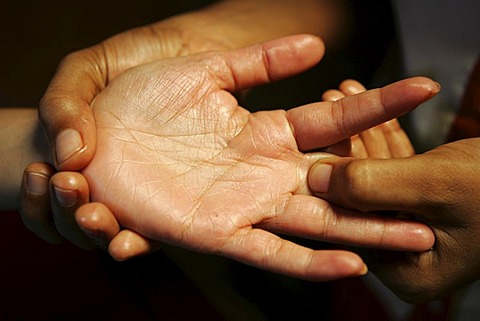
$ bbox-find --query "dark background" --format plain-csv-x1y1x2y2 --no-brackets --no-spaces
0,1,397,320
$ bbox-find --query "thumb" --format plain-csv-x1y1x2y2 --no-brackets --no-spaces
39,47,105,171
308,155,436,213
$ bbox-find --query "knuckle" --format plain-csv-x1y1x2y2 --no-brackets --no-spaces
340,160,376,211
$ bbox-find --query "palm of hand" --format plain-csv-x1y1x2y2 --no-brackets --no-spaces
84,55,312,254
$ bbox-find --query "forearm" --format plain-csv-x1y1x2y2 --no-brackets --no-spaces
0,108,51,210
164,0,352,50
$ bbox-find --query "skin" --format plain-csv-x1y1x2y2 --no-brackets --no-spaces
309,78,480,301
20,0,351,249
322,79,415,159
38,0,350,171
65,36,440,281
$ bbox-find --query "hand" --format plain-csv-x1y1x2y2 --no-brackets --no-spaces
67,35,436,281
309,137,480,300
20,78,423,260
19,0,347,250
36,0,344,171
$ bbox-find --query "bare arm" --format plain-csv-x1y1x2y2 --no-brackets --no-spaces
0,108,51,210
180,0,352,49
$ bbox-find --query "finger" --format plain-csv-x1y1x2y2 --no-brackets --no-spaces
308,154,445,213
74,202,121,250
358,125,392,158
339,80,413,158
288,77,441,151
322,139,353,157
221,228,367,281
210,34,325,92
19,162,62,243
321,89,356,156
381,119,415,157
76,202,160,259
258,195,434,252
50,172,95,250
322,83,373,157
349,135,369,158
108,230,162,261
39,47,105,171
337,80,393,157
322,89,345,102
339,79,366,95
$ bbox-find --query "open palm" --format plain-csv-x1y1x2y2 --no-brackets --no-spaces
83,36,436,280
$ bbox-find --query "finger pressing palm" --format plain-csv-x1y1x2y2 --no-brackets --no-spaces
83,36,437,280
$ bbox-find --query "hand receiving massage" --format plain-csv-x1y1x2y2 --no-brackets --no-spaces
309,77,480,301
20,35,439,281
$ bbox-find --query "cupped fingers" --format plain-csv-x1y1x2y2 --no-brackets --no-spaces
19,162,62,243
76,202,161,260
50,172,95,249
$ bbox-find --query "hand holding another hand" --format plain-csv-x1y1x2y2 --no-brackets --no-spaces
21,35,439,282
310,120,480,301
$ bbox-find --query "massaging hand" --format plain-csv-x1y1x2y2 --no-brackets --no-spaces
43,35,437,281
309,87,480,299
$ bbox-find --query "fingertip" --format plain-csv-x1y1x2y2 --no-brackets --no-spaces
108,230,156,261
74,207,115,250
76,202,120,239
263,34,325,81
333,252,368,278
19,162,64,244
308,157,340,194
23,163,56,194
308,163,333,194
39,101,96,171
55,129,96,171
409,76,441,96
405,223,436,252
322,89,345,102
50,172,89,207
381,77,442,118
308,251,367,281
339,79,366,95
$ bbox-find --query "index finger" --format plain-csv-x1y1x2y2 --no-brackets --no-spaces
288,77,440,151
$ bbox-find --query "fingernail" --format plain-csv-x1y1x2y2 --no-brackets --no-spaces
56,129,84,165
54,186,78,207
309,163,333,193
359,263,369,276
27,172,48,195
